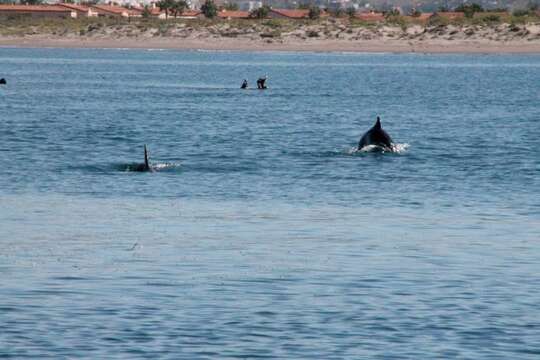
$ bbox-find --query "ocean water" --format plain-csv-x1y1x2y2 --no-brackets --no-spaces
0,48,539,359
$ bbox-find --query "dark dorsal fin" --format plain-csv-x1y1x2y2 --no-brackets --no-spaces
144,145,149,170
374,116,381,130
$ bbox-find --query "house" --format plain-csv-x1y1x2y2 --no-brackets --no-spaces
177,10,203,19
91,5,141,18
132,5,165,19
355,12,385,22
57,3,98,18
217,10,250,19
268,9,309,19
0,4,76,19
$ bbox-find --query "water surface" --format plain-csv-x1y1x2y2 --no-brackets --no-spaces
1,48,539,358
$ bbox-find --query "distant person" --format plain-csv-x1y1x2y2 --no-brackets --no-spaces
241,79,248,89
0,78,6,85
257,75,267,90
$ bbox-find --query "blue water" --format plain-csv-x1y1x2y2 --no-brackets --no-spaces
1,48,539,358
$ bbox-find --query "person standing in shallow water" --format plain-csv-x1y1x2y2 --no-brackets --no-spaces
241,79,248,89
257,76,267,89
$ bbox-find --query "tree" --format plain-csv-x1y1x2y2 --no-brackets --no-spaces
250,5,270,19
330,6,344,18
384,8,400,18
24,0,43,4
157,0,174,19
308,6,321,20
455,3,483,18
409,8,421,17
171,0,187,18
201,0,218,18
142,5,151,18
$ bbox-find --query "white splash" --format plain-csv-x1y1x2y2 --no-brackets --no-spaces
152,162,180,171
349,143,410,154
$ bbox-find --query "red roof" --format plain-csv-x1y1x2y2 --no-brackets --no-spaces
355,12,385,21
217,10,250,19
57,3,91,13
0,4,73,13
179,10,202,17
270,9,309,19
91,5,140,16
132,5,162,15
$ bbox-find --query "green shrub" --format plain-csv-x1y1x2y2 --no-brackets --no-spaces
346,7,356,18
483,14,501,23
250,5,270,19
455,3,483,18
512,9,530,17
201,0,217,19
308,6,321,20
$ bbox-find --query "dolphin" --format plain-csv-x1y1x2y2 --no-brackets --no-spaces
132,145,153,172
0,78,6,85
358,116,394,151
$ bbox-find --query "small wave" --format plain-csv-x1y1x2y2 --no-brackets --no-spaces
121,162,181,172
348,143,410,154
392,143,410,154
151,162,179,171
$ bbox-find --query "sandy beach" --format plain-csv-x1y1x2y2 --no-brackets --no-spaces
1,18,540,53
2,35,540,53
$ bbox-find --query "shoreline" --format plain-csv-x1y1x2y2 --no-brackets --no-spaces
2,37,540,54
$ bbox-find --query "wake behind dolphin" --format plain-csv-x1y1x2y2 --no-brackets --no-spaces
358,116,395,152
122,145,180,172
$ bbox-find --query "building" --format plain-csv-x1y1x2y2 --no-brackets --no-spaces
355,12,385,22
217,10,250,19
268,9,309,19
177,10,203,19
0,4,76,19
91,4,142,18
131,5,165,19
57,3,98,18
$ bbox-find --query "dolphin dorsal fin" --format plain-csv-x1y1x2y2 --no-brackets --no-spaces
144,145,149,169
374,116,382,130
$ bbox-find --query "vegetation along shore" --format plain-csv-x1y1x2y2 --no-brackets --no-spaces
1,2,539,53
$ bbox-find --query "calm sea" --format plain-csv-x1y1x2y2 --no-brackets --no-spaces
0,48,539,359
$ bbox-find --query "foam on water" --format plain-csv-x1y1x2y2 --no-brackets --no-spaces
347,143,410,154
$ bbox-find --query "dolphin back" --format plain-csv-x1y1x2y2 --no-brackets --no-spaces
358,118,394,150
